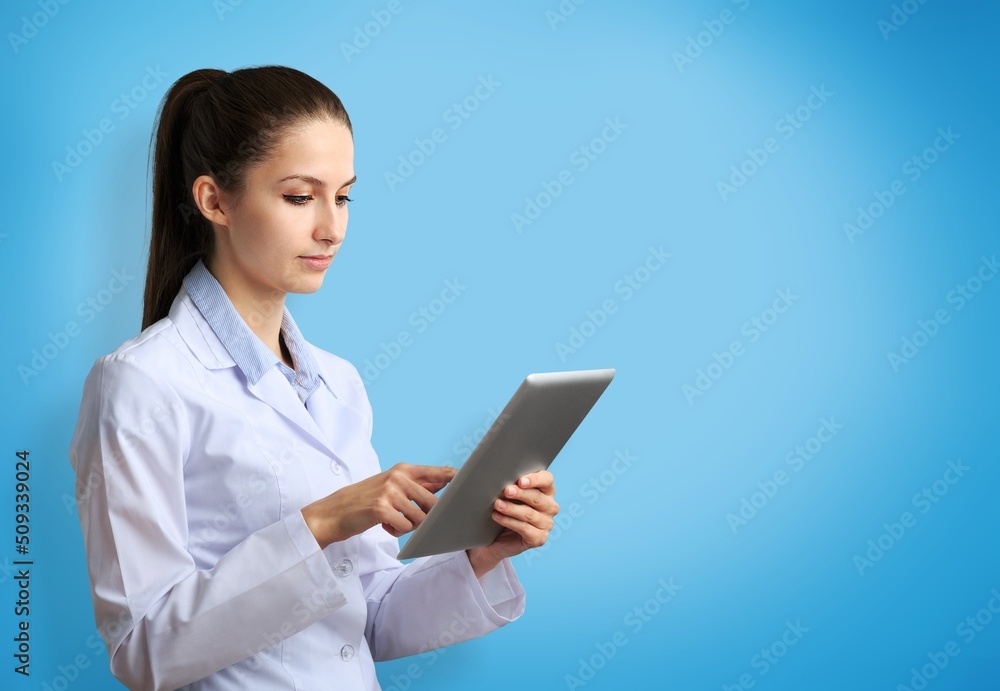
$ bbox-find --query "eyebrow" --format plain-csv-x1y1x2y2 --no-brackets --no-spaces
277,174,357,188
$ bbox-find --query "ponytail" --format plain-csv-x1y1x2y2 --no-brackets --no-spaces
142,69,223,331
141,65,353,331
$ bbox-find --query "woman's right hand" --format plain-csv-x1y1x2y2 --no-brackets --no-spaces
300,463,457,549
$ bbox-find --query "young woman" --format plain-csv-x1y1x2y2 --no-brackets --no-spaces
68,65,559,691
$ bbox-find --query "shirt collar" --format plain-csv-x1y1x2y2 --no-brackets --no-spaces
182,259,324,401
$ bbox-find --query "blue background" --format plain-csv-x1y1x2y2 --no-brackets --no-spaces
1,0,997,689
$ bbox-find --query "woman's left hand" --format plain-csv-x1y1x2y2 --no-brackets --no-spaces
466,470,559,578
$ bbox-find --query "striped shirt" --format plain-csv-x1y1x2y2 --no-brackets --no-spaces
182,258,323,405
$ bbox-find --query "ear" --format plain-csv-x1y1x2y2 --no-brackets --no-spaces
191,174,230,228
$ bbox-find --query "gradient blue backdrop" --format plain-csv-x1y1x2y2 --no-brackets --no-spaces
1,0,997,689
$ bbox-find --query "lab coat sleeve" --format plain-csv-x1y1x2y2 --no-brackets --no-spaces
360,532,526,661
346,367,527,661
68,352,348,691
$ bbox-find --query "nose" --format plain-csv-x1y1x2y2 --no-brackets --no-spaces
315,198,347,245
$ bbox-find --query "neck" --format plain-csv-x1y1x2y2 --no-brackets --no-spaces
205,258,289,364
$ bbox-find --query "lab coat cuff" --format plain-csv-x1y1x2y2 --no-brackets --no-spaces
284,511,341,590
456,552,526,625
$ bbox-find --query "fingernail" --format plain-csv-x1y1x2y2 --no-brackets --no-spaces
496,499,507,509
520,476,530,487
506,485,517,497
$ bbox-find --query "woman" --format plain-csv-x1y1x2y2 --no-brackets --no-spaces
68,65,559,690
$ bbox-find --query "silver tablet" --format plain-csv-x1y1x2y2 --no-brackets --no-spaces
396,368,615,560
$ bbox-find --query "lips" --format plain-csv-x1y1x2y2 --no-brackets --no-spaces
300,255,333,270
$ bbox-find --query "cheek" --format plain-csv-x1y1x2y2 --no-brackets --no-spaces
239,205,297,255
236,226,271,261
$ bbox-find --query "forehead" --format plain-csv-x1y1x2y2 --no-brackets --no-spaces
252,118,354,183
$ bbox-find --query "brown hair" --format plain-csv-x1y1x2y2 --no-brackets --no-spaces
141,65,353,330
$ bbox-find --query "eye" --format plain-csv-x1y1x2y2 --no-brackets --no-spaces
283,194,313,205
336,195,354,207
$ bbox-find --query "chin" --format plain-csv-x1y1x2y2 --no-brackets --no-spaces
289,277,325,294
295,273,326,294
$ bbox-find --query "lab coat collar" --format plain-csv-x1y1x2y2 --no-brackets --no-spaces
166,285,356,462
181,258,324,401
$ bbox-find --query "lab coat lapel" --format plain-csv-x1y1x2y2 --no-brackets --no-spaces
169,286,339,459
302,373,369,461
246,369,335,456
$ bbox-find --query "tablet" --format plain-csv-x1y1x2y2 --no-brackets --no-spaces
396,368,615,560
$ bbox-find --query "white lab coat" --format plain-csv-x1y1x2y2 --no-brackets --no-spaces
68,283,525,690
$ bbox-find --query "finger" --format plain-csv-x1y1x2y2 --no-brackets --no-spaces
397,463,458,485
400,477,441,515
516,470,555,494
381,521,405,538
367,474,425,525
495,498,555,530
389,487,432,529
501,486,558,513
419,481,450,493
491,511,549,548
377,502,415,536
385,467,448,514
